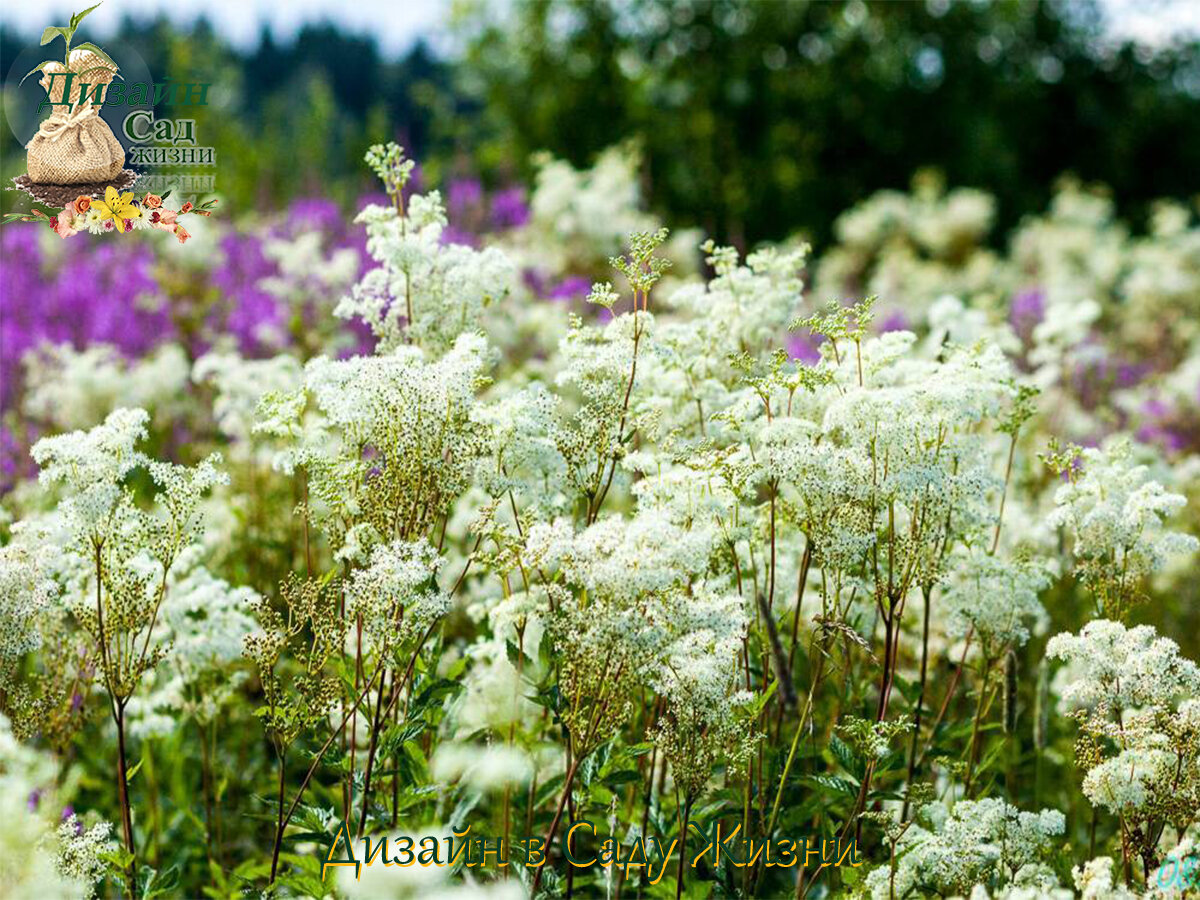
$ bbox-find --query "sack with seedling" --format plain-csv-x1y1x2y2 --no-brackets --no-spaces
23,4,125,185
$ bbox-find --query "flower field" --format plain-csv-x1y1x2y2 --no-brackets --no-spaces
1,141,1199,899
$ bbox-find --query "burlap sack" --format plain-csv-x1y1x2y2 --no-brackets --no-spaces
26,50,125,185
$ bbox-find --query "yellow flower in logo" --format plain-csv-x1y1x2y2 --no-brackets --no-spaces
92,186,138,232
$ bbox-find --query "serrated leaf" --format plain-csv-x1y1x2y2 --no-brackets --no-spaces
829,734,861,778
141,863,180,899
802,773,859,796
102,846,135,869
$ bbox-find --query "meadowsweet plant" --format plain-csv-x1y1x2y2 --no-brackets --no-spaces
338,144,514,353
1044,438,1198,618
243,572,345,881
1047,621,1200,879
6,408,225,894
861,798,1066,899
0,141,1198,900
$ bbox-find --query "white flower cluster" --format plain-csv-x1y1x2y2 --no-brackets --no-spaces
345,538,449,651
28,408,227,702
814,175,1000,322
259,333,491,556
0,538,59,685
124,546,259,735
1047,439,1198,613
0,715,94,899
940,546,1052,649
1049,620,1200,824
22,343,190,432
1047,619,1200,713
336,151,515,353
664,239,809,360
193,349,303,449
528,144,651,258
1071,856,1139,900
54,816,116,896
865,799,1065,899
31,407,154,540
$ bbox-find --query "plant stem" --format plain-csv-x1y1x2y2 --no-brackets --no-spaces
675,796,693,900
963,657,993,796
357,669,390,838
114,700,138,898
269,749,287,884
531,756,582,894
901,585,933,820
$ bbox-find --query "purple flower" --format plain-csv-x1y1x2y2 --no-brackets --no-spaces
1069,346,1144,411
210,232,284,355
447,178,484,220
440,225,479,248
27,789,42,812
490,187,530,230
1136,395,1196,455
0,225,171,413
878,309,908,333
285,197,343,237
547,276,591,302
787,331,824,365
523,269,548,297
62,805,82,831
1009,288,1045,344
0,425,30,494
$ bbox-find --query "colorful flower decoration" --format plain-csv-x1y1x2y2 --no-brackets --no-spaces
3,189,216,242
92,187,138,232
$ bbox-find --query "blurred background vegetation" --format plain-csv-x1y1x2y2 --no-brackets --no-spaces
1,0,1198,248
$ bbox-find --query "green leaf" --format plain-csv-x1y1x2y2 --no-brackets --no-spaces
125,756,145,784
878,748,907,772
448,788,481,832
534,773,565,809
745,679,778,718
802,773,859,796
505,639,522,667
829,734,861,779
141,863,180,899
71,3,104,31
602,769,642,787
41,26,70,47
102,846,135,870
19,60,56,86
71,41,119,71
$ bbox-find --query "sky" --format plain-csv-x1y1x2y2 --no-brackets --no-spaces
0,0,450,56
2,0,1198,57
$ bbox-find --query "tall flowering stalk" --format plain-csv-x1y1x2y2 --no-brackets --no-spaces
26,408,224,894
